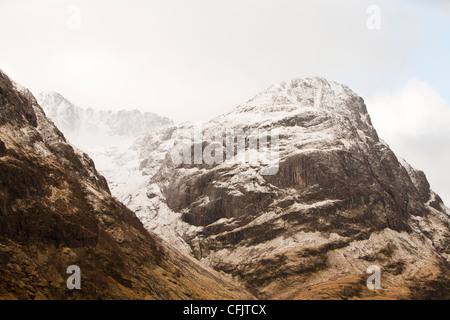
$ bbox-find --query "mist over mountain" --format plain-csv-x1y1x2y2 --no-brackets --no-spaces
36,91,175,189
37,91,173,148
6,72,449,300
93,77,450,299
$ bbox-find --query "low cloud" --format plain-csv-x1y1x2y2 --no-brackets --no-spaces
366,78,450,205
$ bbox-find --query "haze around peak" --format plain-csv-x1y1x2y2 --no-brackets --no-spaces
0,0,448,204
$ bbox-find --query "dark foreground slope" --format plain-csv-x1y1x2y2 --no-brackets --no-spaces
0,69,254,300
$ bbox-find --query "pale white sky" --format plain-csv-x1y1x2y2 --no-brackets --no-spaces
0,0,449,204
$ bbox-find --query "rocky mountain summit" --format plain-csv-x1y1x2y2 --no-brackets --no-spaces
0,69,254,300
106,77,449,299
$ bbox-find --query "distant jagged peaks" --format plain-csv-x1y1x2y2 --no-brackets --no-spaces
37,91,173,142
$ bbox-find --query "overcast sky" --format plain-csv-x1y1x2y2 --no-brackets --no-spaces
0,0,449,204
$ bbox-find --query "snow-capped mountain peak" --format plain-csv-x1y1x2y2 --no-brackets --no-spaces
37,91,173,146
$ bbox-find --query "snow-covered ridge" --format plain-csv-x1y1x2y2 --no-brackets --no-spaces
37,91,175,198
37,91,173,148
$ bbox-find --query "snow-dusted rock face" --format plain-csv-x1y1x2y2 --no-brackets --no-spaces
37,91,175,205
116,77,449,299
0,70,254,300
37,91,173,146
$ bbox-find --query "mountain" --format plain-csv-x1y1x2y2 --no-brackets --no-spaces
107,77,449,299
37,91,173,147
0,69,254,299
36,91,174,193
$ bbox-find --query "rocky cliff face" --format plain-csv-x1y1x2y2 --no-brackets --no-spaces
114,78,449,299
0,69,254,300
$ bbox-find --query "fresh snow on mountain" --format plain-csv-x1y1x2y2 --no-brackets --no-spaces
37,91,174,194
103,77,378,249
